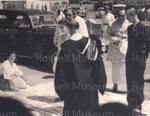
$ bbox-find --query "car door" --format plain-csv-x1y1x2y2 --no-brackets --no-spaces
0,15,17,53
15,15,33,56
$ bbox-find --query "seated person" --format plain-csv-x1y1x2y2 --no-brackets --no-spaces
19,17,30,28
0,50,27,91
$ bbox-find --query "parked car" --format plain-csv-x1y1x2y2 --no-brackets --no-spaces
112,4,126,18
95,7,104,19
0,9,57,71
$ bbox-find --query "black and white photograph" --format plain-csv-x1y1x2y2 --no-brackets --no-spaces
0,0,150,116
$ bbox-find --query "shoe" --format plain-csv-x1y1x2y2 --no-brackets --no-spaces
112,84,118,93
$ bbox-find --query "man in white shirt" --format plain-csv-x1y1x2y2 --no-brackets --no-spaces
102,6,115,53
72,8,89,37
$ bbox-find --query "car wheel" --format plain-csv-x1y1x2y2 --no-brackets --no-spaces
47,47,57,72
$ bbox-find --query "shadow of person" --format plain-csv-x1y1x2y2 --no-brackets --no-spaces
0,97,33,116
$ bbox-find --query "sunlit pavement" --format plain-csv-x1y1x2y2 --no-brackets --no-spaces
0,57,150,116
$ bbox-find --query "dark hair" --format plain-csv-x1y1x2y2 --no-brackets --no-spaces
63,7,72,15
127,7,137,15
92,102,133,116
0,97,33,116
68,20,79,29
7,50,17,58
58,19,69,27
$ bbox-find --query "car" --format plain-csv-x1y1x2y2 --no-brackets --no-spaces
0,9,57,71
95,7,105,19
112,4,126,18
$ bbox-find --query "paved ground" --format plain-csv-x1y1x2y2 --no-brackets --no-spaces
0,56,150,116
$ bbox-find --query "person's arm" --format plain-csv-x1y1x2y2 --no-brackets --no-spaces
14,63,23,77
2,62,11,79
80,17,89,37
105,25,119,43
53,25,60,47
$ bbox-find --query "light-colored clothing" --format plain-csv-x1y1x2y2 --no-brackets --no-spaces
53,29,71,72
106,19,130,84
1,60,23,79
106,19,130,62
112,62,124,84
102,12,115,45
0,60,26,89
57,12,65,22
75,15,89,37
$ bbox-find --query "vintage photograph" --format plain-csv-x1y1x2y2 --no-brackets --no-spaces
0,0,150,116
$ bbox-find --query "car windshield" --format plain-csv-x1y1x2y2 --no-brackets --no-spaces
30,15,56,27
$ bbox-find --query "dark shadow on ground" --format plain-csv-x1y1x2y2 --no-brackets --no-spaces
27,96,62,103
16,57,52,73
42,75,54,79
43,106,63,115
144,79,150,83
106,88,127,94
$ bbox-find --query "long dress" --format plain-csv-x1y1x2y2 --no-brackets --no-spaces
0,60,27,90
55,33,107,116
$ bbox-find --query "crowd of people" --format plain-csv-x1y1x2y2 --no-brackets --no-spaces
0,5,149,116
53,6,150,116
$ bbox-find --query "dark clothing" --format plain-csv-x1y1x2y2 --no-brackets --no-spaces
55,37,107,116
126,21,150,93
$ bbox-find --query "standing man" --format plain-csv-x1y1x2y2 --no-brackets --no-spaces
105,10,130,92
72,8,89,37
55,20,107,116
102,6,115,53
126,8,150,102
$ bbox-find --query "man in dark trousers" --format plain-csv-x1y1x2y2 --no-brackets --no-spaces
126,8,150,105
55,20,107,116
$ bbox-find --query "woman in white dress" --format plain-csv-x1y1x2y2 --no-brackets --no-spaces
0,51,27,91
53,19,71,72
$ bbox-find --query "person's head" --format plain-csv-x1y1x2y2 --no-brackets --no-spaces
104,6,110,14
126,8,138,23
117,9,126,23
92,102,133,116
68,20,79,35
127,90,144,111
72,8,78,19
63,8,73,21
7,50,17,63
58,19,70,34
0,97,33,116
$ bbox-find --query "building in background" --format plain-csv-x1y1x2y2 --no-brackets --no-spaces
0,0,69,11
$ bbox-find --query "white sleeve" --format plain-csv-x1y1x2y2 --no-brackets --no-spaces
1,63,11,79
79,18,89,37
14,63,23,77
53,25,60,47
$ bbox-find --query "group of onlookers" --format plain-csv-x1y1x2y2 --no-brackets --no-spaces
53,6,150,116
